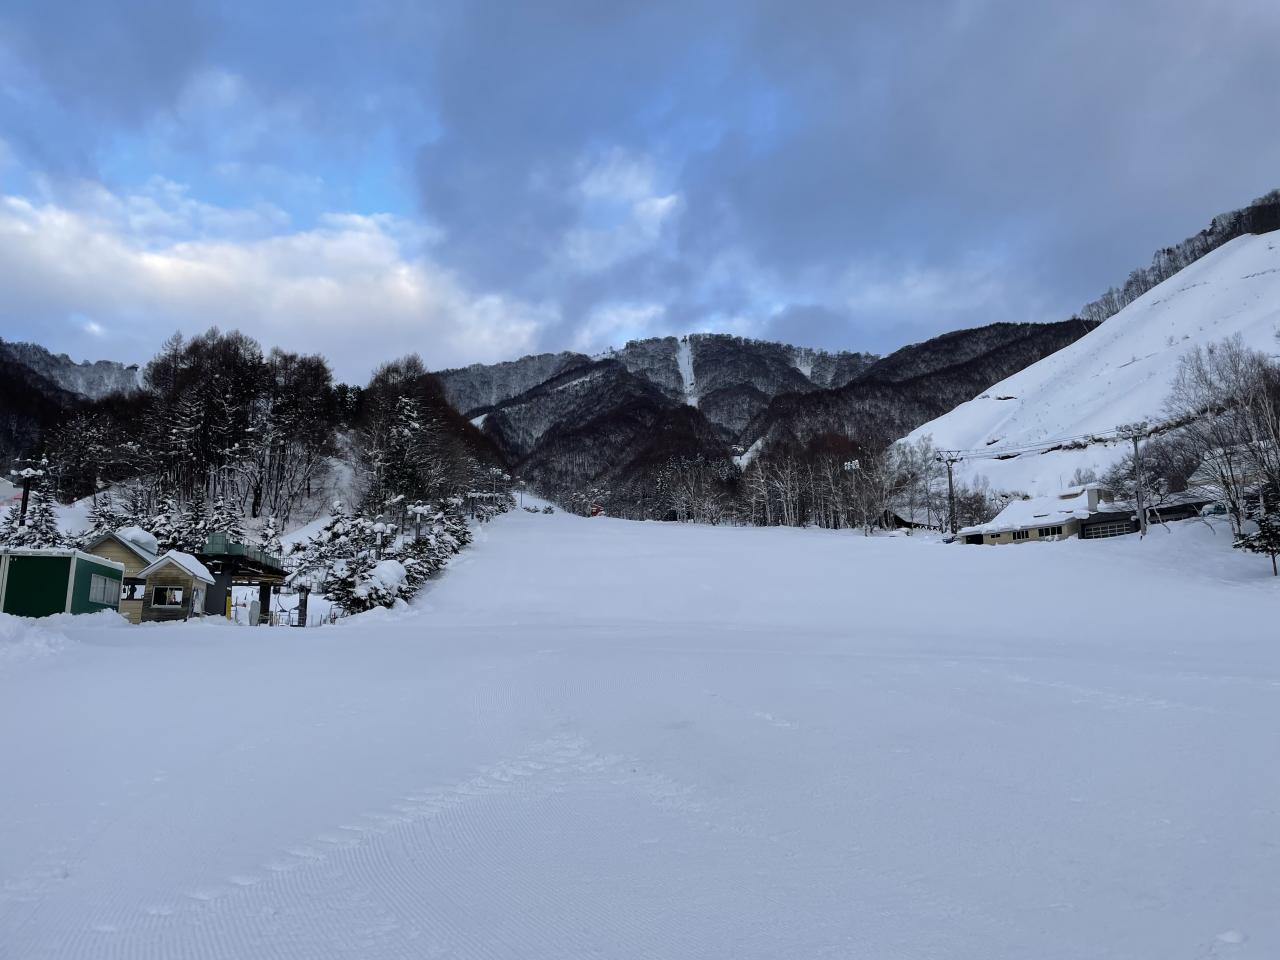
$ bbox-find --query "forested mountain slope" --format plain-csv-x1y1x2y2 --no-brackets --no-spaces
437,323,1096,504
745,319,1096,455
0,340,142,464
0,339,141,399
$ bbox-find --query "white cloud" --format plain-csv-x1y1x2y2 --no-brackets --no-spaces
78,315,106,338
560,148,682,274
0,187,554,380
572,301,666,353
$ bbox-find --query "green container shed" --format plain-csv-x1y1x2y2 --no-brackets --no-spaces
0,548,125,617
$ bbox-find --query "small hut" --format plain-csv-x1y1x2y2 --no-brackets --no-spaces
136,550,215,623
0,547,124,617
82,527,159,624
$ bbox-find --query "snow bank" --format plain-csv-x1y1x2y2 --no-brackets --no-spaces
0,614,71,669
0,609,129,670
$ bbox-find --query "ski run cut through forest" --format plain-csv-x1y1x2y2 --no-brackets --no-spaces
2,504,1278,960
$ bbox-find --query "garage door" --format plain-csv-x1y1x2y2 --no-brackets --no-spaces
1081,520,1132,540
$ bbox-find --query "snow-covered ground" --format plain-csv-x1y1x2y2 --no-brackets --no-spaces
905,232,1280,494
1,508,1277,959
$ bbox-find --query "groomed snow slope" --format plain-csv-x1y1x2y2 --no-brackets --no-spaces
2,509,1278,959
905,232,1280,494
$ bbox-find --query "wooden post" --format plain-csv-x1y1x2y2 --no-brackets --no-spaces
258,582,271,625
296,586,309,627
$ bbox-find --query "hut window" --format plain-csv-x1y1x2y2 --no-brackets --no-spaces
1038,525,1063,538
1012,530,1030,541
152,586,185,607
89,574,116,604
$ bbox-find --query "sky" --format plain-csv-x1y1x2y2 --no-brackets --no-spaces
0,1,1277,383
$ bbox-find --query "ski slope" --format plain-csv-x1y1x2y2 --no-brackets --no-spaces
905,232,1280,494
676,335,697,406
2,508,1278,959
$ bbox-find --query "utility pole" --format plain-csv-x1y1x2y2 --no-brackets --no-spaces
935,452,962,536
8,458,48,527
1117,422,1149,537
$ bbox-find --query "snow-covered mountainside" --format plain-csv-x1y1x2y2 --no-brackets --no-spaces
905,232,1280,494
2,507,1277,959
0,339,142,399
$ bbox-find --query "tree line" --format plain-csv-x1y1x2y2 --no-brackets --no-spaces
5,328,516,610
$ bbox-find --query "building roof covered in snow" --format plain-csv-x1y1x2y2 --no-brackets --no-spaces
138,550,215,585
85,527,159,565
959,488,1104,537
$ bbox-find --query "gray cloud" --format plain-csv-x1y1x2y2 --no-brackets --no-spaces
0,0,1277,366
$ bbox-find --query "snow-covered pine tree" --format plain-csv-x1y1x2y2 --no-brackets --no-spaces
8,484,65,548
287,500,417,612
148,498,178,552
440,497,472,552
114,481,152,530
288,501,357,592
395,531,444,589
320,551,382,612
185,487,209,550
78,491,122,546
0,500,22,546
208,496,245,543
1235,512,1280,576
150,497,203,553
257,515,283,557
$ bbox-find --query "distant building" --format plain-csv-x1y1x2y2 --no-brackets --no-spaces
0,547,124,617
959,485,1132,544
959,483,1211,544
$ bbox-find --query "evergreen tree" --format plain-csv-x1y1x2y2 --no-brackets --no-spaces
288,501,417,612
186,487,209,547
9,485,65,548
440,497,473,552
151,497,203,553
114,481,152,530
208,496,245,542
1235,512,1280,576
78,491,121,546
257,515,283,556
0,501,21,546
